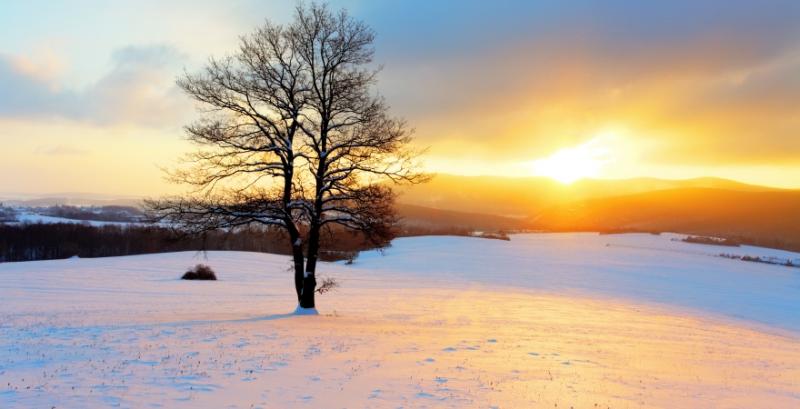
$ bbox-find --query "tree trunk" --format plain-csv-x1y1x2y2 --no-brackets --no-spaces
299,225,320,309
283,151,305,305
292,242,305,304
299,269,317,309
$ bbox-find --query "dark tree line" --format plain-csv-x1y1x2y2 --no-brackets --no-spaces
0,223,378,263
42,205,144,222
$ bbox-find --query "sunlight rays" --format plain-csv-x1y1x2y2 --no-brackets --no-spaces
526,132,616,184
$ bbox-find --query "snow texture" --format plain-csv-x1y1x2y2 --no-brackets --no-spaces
1,233,799,408
351,233,800,332
12,211,133,227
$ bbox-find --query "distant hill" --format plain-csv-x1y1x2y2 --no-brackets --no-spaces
398,174,774,217
1,193,142,207
6,179,798,252
400,177,800,252
395,203,525,232
529,188,800,252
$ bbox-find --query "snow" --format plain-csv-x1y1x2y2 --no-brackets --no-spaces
1,233,799,408
12,211,133,227
293,305,319,315
352,233,800,333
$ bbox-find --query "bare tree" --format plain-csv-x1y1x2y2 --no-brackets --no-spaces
148,3,426,311
288,4,427,308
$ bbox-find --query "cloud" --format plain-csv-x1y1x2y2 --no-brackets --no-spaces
370,1,800,167
35,144,90,156
1,0,798,176
0,54,76,118
0,45,191,127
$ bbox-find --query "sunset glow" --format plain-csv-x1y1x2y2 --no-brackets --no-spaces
527,136,614,184
1,1,799,194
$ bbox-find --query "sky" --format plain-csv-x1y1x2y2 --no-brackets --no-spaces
1,0,799,196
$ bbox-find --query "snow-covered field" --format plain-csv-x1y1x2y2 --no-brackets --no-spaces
11,211,133,227
1,233,799,408
356,233,800,333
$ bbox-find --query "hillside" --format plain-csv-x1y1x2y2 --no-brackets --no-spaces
397,176,800,251
529,188,800,251
397,174,774,216
395,203,525,232
5,180,797,252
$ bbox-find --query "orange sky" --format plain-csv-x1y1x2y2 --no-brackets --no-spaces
1,1,799,196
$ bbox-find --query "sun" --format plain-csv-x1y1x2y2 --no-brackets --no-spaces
527,136,613,184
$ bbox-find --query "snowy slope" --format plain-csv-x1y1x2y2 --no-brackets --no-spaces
13,211,133,227
352,233,800,332
1,233,799,408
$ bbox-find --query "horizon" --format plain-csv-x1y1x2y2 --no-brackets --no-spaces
0,173,794,201
2,0,800,195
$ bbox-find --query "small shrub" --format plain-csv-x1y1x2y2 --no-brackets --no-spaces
470,231,511,241
681,235,740,247
718,253,800,269
315,277,340,294
345,251,359,265
182,264,217,280
319,249,360,262
598,229,662,235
